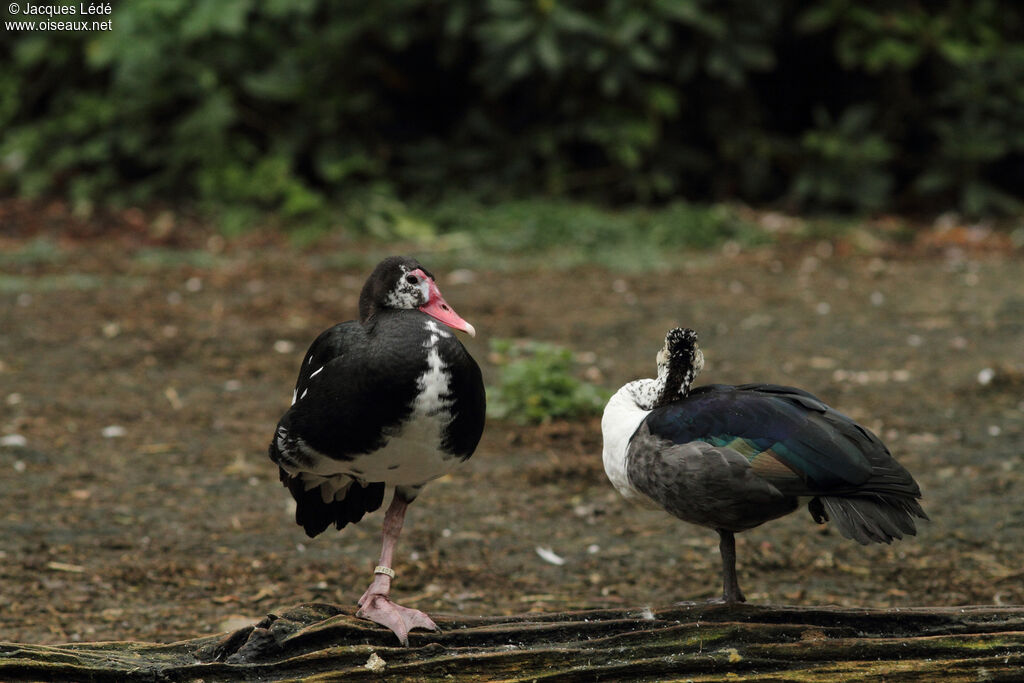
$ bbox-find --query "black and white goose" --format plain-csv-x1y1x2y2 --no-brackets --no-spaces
601,328,928,603
269,256,485,644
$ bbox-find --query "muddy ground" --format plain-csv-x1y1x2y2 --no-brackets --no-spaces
1,212,1022,645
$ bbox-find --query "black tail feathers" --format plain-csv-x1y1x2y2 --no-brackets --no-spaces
814,494,929,545
279,467,385,538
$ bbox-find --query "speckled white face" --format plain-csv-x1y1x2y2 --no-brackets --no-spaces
674,346,703,397
693,347,705,376
656,346,669,378
384,266,431,310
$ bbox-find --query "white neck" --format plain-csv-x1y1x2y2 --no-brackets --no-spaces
600,380,660,508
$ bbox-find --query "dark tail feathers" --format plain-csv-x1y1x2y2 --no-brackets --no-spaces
814,494,929,545
279,467,385,538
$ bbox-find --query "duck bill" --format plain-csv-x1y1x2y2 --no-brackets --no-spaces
419,281,476,337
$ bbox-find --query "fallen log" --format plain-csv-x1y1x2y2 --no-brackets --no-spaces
2,603,1023,681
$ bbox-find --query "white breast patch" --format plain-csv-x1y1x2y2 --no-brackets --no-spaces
601,381,660,509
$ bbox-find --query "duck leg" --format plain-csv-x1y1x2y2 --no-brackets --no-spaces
717,529,746,603
356,493,438,645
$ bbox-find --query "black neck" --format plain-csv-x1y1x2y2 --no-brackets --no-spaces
653,362,694,409
357,283,381,323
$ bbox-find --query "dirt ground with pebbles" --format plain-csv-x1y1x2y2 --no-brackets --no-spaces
1,211,1022,644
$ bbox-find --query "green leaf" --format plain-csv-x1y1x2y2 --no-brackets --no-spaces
180,0,251,39
535,28,561,72
796,4,838,33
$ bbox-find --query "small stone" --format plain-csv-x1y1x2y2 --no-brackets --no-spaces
365,652,387,673
1,434,27,448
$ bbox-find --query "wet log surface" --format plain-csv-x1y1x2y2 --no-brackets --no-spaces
2,603,1024,681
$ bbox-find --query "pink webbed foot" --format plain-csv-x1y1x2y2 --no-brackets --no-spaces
354,495,438,645
356,592,438,646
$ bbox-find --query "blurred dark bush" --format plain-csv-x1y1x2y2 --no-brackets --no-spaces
2,0,1023,217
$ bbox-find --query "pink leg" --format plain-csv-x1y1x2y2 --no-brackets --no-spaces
356,494,438,645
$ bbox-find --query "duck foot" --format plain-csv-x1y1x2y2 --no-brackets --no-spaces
357,593,438,646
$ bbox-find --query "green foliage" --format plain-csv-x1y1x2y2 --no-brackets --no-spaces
0,237,64,266
420,195,763,254
791,105,894,212
2,0,1023,217
794,0,1024,215
322,191,764,269
488,339,610,424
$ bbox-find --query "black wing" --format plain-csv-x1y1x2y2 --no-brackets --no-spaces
437,335,486,460
643,384,927,544
281,320,434,464
271,319,420,536
644,383,920,497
